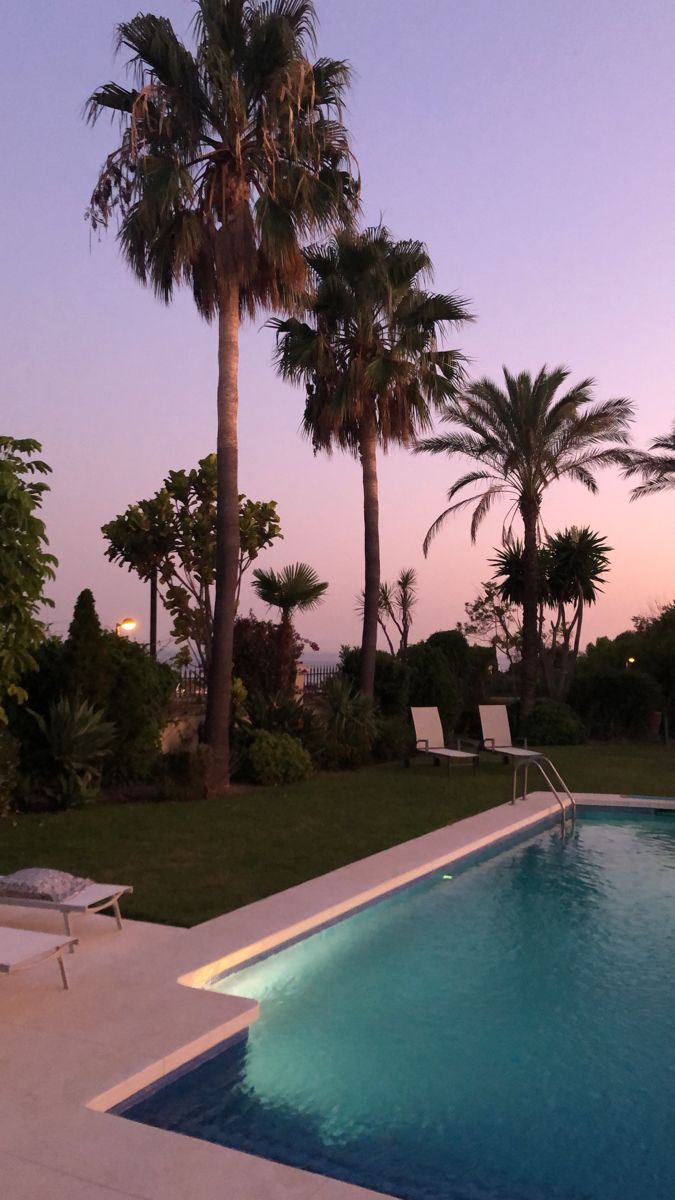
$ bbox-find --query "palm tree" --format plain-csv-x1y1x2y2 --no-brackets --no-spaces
85,1,357,791
272,225,471,697
418,367,632,714
624,422,675,499
492,527,611,699
252,562,327,695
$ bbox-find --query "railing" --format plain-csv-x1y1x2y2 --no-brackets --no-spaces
175,668,206,699
303,664,340,693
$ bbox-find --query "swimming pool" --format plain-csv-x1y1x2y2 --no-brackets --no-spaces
123,810,675,1200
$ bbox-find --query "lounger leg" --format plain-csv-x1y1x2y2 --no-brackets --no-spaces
511,767,517,805
523,765,528,800
57,952,69,990
63,911,75,953
112,897,123,932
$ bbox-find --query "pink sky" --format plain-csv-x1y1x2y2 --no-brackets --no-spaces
2,0,674,659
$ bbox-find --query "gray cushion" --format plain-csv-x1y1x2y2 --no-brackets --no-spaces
0,868,92,904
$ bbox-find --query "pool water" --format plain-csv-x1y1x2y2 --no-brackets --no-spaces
124,811,675,1200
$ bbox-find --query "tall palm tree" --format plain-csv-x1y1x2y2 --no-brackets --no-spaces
624,422,675,499
272,225,471,697
85,0,357,791
252,562,327,695
418,367,632,714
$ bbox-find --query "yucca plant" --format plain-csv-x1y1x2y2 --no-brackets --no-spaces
318,674,378,768
31,697,116,809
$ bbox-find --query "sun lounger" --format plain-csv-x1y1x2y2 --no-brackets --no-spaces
411,708,478,771
0,873,133,951
0,927,78,989
478,704,575,812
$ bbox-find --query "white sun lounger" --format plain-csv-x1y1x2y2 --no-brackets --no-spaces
0,882,133,951
479,704,575,813
411,708,478,771
0,927,78,990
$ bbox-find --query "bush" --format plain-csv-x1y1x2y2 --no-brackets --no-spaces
373,714,414,762
103,636,175,782
339,646,409,716
0,729,19,816
234,613,302,698
245,730,313,785
406,642,462,733
522,699,586,746
318,675,379,768
569,668,662,739
30,696,116,810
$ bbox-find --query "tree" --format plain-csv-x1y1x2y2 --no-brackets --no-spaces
86,1,358,792
272,225,471,698
103,455,281,672
0,437,57,722
624,421,675,499
357,567,418,657
418,367,632,715
459,580,522,668
491,527,611,700
252,562,327,696
65,589,108,707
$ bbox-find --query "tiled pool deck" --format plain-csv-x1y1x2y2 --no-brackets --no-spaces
2,790,674,1200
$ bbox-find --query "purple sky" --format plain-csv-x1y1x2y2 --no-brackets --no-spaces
2,0,675,659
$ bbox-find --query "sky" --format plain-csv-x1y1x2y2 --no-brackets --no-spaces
2,0,675,660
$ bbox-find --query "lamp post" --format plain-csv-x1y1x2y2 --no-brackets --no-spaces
625,656,636,669
115,617,137,637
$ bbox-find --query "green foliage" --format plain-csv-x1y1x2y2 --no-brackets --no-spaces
373,714,415,763
103,636,176,782
339,647,409,716
318,676,379,769
252,563,328,697
103,455,282,671
0,437,57,721
521,699,586,746
569,669,662,739
407,642,462,734
65,589,108,707
245,731,313,786
0,729,19,817
31,697,116,810
233,613,303,699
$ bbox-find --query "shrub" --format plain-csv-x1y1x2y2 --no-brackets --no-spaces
30,696,116,810
234,613,302,698
406,642,462,733
102,637,176,782
318,675,379,768
373,714,414,762
569,668,662,739
522,699,586,746
0,729,19,816
339,646,409,716
245,730,313,785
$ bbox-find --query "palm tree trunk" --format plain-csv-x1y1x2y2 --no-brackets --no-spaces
204,280,240,793
359,418,380,698
520,499,540,717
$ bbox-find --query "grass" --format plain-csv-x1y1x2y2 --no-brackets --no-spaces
2,743,674,927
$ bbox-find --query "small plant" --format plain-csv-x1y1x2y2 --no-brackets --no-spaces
245,730,313,786
319,676,379,769
31,696,116,809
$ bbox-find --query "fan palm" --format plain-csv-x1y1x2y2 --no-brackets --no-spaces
624,422,675,499
252,562,328,694
272,225,471,696
418,367,632,713
85,0,358,791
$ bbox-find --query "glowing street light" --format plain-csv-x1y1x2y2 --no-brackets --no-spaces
115,617,137,637
626,656,636,668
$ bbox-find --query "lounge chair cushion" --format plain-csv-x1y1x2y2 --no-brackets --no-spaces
0,868,92,904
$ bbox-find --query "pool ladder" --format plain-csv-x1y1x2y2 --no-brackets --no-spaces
510,755,576,825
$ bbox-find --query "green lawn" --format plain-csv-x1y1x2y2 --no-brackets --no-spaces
2,743,673,927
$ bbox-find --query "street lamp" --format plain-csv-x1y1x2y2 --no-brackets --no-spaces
115,617,137,637
625,656,636,668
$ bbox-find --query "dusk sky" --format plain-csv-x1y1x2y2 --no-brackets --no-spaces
2,0,674,659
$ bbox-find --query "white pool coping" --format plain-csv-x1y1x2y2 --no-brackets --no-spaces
1,790,673,1200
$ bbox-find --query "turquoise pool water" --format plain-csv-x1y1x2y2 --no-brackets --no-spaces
124,811,675,1199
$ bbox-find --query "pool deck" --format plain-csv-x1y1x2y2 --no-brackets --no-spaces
2,790,673,1200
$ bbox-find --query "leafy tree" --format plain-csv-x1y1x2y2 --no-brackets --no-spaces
491,527,611,700
0,437,57,722
418,367,632,714
252,562,327,696
624,421,675,498
103,455,282,672
65,589,108,706
86,0,358,791
458,580,522,668
273,225,471,698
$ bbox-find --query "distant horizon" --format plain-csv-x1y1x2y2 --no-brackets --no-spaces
3,0,674,656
